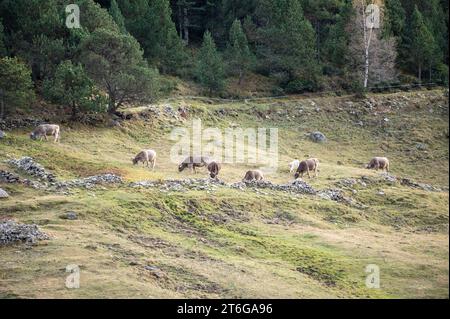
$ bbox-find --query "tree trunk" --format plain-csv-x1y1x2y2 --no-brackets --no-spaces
418,64,422,83
71,101,77,120
183,8,189,45
0,90,4,119
238,70,244,85
362,1,373,89
0,98,4,120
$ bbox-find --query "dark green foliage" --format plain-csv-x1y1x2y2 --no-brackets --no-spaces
0,57,35,118
43,61,106,118
226,19,254,84
196,31,225,94
118,0,186,74
109,0,127,33
256,0,320,92
80,28,159,113
407,6,437,82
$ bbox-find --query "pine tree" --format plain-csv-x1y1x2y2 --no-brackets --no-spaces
256,0,319,92
43,61,106,119
109,0,127,33
0,57,35,118
384,0,406,37
119,0,186,73
227,19,253,84
408,6,436,82
147,0,187,73
196,31,225,94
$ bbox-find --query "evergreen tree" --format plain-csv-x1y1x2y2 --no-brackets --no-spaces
256,0,319,92
227,19,253,84
80,28,160,113
384,0,406,37
0,57,35,118
408,6,436,82
43,61,106,119
147,0,187,73
109,0,127,33
196,31,225,94
119,0,186,73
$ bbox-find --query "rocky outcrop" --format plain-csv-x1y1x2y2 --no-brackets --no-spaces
0,221,49,245
0,188,9,198
54,174,123,190
7,157,56,182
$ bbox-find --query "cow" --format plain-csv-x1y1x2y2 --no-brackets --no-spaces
132,150,157,170
289,160,300,173
366,157,390,172
207,161,221,179
178,156,211,174
30,124,60,142
294,158,320,179
243,170,264,182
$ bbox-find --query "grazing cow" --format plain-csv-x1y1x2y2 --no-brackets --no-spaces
243,170,264,182
207,161,221,178
133,150,157,170
366,157,390,172
294,158,320,179
178,156,211,174
30,124,60,142
289,160,300,173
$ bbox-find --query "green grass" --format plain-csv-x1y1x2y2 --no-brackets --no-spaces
0,89,448,299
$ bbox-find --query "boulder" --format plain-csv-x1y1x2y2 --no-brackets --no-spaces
0,221,49,245
0,130,6,139
309,131,327,143
0,188,9,199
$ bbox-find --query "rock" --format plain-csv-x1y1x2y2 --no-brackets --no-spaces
8,157,56,182
0,130,6,139
0,188,9,198
0,221,49,245
144,265,165,278
309,131,327,143
60,212,78,220
108,119,122,128
0,170,20,183
400,178,442,192
54,174,123,189
415,143,428,151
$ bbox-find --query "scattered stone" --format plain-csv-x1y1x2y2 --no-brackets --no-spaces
60,212,78,220
8,157,56,182
0,221,49,245
0,188,9,198
0,170,20,183
144,265,165,278
400,178,442,192
54,174,123,190
309,131,327,143
231,179,317,195
0,130,6,139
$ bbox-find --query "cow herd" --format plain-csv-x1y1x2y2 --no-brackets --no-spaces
26,124,391,182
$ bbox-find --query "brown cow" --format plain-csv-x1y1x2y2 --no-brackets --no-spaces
207,161,221,178
178,156,210,174
30,124,60,142
294,158,320,179
366,157,390,172
243,170,264,182
132,150,157,170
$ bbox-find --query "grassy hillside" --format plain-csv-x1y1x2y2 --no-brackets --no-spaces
0,89,448,299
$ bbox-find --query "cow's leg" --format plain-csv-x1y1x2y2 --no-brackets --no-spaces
306,166,311,179
152,159,156,170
